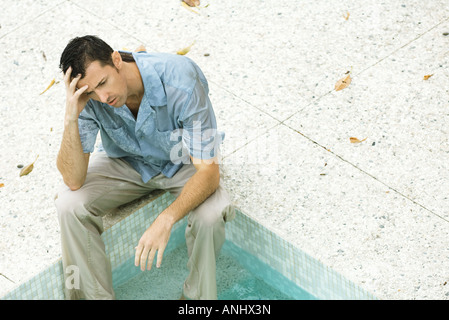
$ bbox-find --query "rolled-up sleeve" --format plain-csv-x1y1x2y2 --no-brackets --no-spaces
78,107,99,154
178,76,225,160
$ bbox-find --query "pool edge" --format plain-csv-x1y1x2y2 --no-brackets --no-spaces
1,191,377,300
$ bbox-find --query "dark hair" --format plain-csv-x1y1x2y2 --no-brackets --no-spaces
59,35,134,78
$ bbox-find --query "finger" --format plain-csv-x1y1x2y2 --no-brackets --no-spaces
63,66,72,86
69,73,82,92
156,246,165,268
134,245,143,267
74,84,88,97
140,247,150,271
146,249,157,271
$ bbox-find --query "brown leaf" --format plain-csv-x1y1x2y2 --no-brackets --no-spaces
19,155,39,177
177,41,196,55
343,12,350,20
183,0,200,7
40,78,55,95
349,137,367,143
135,45,146,52
181,1,200,14
0,183,4,188
335,74,351,91
423,74,433,80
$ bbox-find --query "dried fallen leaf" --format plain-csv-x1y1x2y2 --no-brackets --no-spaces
135,45,146,52
40,78,55,95
0,183,4,188
343,12,350,20
349,137,367,143
177,41,196,55
19,155,39,177
183,0,200,6
423,74,433,80
181,1,200,14
335,74,351,91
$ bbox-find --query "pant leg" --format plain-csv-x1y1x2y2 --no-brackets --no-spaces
183,182,235,300
55,152,154,300
159,164,236,300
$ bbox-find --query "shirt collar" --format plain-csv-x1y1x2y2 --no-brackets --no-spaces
132,51,167,107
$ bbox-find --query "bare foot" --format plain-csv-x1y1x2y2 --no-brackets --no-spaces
183,0,200,7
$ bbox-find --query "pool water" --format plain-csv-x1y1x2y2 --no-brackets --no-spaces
113,240,317,300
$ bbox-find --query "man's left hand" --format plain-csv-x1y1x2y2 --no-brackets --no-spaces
134,213,174,271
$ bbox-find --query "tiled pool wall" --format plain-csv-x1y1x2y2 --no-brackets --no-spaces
227,209,376,300
1,191,376,300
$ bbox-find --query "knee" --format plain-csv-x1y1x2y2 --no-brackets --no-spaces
190,200,235,230
54,186,88,224
195,208,224,230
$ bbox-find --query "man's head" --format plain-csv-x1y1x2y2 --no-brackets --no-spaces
59,35,114,79
60,35,131,107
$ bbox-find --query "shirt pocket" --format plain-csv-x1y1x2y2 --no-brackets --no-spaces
101,126,139,157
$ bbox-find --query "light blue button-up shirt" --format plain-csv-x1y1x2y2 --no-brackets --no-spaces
77,52,224,183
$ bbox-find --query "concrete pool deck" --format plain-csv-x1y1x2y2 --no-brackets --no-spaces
0,0,448,299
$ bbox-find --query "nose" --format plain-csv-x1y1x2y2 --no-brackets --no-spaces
97,90,110,104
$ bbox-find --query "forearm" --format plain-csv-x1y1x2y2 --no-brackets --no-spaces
161,166,220,225
56,119,89,190
135,162,220,271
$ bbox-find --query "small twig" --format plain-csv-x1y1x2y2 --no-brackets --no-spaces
0,272,15,283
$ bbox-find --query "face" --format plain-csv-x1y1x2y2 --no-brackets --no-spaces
76,55,127,107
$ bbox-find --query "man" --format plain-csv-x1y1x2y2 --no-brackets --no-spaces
55,35,235,300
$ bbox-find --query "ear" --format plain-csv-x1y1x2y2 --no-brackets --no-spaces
111,51,123,69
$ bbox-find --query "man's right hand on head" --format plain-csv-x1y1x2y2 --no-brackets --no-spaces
64,66,90,125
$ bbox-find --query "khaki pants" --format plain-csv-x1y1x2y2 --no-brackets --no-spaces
55,152,235,300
